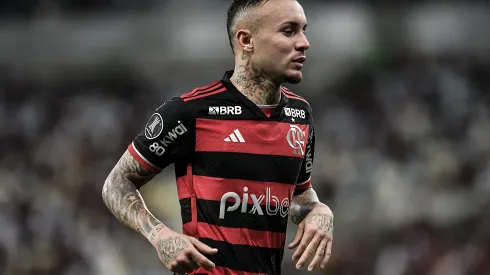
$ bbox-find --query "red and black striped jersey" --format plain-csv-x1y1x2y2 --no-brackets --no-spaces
128,71,316,275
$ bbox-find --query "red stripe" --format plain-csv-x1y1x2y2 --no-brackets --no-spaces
181,81,221,98
193,266,268,275
260,107,274,118
282,90,303,100
284,93,309,104
176,176,192,199
193,175,295,204
281,87,292,95
197,222,285,249
281,87,296,96
127,143,161,173
183,87,227,102
295,178,312,193
196,118,309,158
181,82,223,99
282,89,309,104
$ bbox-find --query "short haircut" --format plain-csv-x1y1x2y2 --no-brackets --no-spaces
226,0,269,55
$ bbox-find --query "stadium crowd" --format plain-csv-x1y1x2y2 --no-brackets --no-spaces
1,52,490,275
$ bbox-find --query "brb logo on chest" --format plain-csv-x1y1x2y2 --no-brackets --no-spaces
209,106,242,116
219,187,291,219
284,107,305,119
145,113,187,156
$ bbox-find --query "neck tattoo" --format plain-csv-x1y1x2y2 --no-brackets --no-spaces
230,52,281,106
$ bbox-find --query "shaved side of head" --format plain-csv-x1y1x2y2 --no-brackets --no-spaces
226,0,269,55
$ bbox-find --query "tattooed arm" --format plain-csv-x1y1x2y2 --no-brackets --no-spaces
290,187,321,225
102,150,161,237
102,150,217,272
288,187,334,271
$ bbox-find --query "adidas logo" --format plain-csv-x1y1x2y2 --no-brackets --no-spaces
224,129,245,143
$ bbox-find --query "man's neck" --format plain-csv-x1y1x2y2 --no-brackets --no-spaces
229,61,281,106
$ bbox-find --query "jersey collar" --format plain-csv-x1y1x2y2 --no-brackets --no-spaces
221,70,288,119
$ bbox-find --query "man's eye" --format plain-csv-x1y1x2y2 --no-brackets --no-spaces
283,29,294,36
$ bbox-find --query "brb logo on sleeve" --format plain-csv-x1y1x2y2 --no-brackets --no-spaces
219,187,291,219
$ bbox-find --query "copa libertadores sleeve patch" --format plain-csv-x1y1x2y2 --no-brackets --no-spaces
129,98,195,172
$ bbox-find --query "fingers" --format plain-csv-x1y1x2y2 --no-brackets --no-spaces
321,238,333,269
190,249,216,270
190,238,219,255
288,222,304,249
187,257,201,270
308,238,327,271
292,227,314,262
166,238,217,273
189,238,218,269
169,249,214,273
168,256,195,274
296,233,322,270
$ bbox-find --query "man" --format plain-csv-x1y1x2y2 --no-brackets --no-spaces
102,0,334,274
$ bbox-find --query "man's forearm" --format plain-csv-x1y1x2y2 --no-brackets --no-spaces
289,187,322,225
102,151,164,241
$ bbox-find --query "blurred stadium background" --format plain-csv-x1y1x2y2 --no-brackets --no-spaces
2,0,490,274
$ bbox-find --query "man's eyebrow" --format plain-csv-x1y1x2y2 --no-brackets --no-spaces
279,21,308,29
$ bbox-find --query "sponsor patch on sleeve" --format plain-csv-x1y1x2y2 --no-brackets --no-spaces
144,113,164,140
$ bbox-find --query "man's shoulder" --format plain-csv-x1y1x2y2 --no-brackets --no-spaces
152,79,237,123
179,80,227,103
281,86,312,111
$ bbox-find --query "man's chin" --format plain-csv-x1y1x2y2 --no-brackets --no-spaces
284,71,303,84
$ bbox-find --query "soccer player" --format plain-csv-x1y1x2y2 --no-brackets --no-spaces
102,0,334,274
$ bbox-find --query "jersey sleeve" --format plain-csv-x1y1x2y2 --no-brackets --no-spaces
128,98,195,173
295,115,315,194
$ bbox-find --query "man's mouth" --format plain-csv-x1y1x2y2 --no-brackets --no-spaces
293,56,306,64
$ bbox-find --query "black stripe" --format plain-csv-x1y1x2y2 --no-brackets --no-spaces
174,161,188,178
196,199,288,233
181,83,223,99
179,198,192,224
200,238,283,275
193,152,302,184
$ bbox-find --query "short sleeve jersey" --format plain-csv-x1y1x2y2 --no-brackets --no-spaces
129,71,316,275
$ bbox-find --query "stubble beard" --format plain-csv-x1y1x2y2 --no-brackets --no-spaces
284,72,303,84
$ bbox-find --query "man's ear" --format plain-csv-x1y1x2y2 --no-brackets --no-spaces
236,29,254,53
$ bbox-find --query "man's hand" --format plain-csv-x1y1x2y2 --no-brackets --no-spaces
288,204,333,271
149,225,218,273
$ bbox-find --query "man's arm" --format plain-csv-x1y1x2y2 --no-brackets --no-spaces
287,106,334,271
290,187,333,232
103,99,218,273
290,187,321,225
102,150,217,272
289,187,334,271
102,150,163,240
